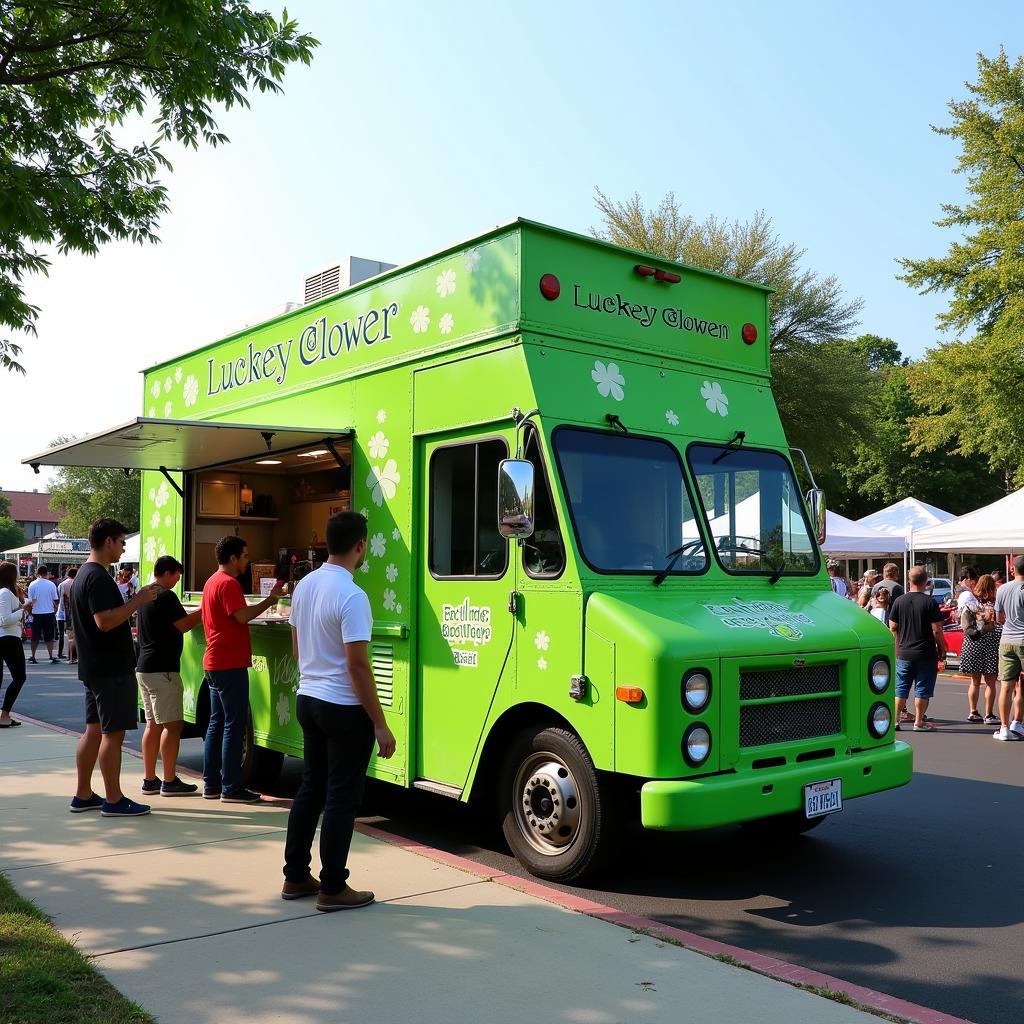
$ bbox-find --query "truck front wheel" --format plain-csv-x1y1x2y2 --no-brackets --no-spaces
500,726,614,883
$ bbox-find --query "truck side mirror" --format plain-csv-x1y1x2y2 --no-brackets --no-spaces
498,459,535,539
807,487,826,545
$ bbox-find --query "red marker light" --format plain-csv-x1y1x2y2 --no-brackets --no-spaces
654,269,681,284
539,274,560,300
634,264,656,277
742,323,758,344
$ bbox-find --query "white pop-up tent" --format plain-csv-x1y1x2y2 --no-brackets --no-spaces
822,511,906,557
856,497,955,537
911,487,1024,554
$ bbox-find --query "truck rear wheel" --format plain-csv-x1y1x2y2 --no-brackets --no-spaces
500,726,613,883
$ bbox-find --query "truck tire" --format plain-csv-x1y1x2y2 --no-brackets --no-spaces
741,809,826,838
240,712,284,788
500,726,614,883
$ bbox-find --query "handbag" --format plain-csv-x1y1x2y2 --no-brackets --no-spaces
961,606,983,641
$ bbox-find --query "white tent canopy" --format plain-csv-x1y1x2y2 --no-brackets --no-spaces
911,487,1024,554
857,497,955,537
822,511,905,557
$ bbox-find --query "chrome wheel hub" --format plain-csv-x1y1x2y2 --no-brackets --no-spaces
513,753,582,856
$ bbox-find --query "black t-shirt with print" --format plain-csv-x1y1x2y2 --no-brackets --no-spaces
136,589,187,673
888,591,944,661
71,562,135,681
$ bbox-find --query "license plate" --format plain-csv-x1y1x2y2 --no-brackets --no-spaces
804,778,843,818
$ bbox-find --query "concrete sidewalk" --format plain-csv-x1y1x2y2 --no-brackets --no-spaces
1,723,893,1024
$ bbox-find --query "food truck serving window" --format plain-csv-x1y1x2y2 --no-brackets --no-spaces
553,428,707,575
686,444,819,575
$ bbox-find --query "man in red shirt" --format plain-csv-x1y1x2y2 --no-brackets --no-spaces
202,536,283,802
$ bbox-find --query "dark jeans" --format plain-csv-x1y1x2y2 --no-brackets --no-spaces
57,619,67,658
283,695,375,895
203,668,250,794
0,636,27,713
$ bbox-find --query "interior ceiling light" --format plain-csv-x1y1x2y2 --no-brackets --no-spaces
298,450,330,457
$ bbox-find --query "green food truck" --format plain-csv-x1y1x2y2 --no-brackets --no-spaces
26,219,912,881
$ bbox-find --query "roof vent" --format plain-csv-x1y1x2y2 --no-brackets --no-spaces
303,257,396,304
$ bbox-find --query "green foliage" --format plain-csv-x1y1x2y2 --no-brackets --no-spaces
0,491,10,517
899,48,1024,336
47,437,141,536
0,1,319,372
592,189,871,469
0,515,24,549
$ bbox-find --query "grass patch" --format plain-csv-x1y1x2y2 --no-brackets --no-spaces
0,873,153,1024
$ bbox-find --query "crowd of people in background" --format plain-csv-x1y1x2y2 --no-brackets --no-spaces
828,555,1024,741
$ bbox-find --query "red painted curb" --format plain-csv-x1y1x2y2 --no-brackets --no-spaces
16,716,972,1024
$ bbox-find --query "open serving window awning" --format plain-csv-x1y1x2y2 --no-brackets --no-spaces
23,418,351,474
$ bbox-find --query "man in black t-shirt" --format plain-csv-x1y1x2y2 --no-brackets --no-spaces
136,556,203,797
888,565,947,733
70,519,160,817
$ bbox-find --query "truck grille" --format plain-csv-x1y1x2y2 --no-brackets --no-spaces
740,665,840,700
740,696,842,748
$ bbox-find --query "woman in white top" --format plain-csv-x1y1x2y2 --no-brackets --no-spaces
870,587,890,623
0,560,31,727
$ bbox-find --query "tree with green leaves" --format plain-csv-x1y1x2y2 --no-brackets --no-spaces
0,1,318,373
899,48,1024,336
47,439,141,536
0,492,24,550
592,189,871,468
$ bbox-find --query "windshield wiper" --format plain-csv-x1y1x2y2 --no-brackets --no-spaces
712,430,746,464
653,539,703,586
768,561,786,586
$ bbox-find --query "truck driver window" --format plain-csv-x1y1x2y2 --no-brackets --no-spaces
521,426,565,577
429,439,508,578
687,444,819,575
553,428,707,575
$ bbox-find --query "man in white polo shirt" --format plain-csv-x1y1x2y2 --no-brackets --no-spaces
281,511,396,912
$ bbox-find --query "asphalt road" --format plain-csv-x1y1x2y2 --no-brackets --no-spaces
9,654,1024,1024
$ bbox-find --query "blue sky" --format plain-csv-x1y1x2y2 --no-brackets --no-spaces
6,1,1018,492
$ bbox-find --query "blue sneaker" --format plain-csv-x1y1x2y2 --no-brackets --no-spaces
69,793,103,813
100,797,152,817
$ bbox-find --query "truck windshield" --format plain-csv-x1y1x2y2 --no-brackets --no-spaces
553,428,707,574
686,444,819,575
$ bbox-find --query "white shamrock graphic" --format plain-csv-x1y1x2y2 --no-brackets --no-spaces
150,381,161,399
359,561,370,575
534,630,550,652
395,603,403,615
465,248,481,272
367,460,401,506
666,409,679,426
359,507,369,518
385,562,398,582
158,541,167,557
148,487,156,501
376,408,387,424
163,377,172,394
163,400,173,418
592,360,625,401
147,406,155,418
391,527,401,541
174,366,183,383
410,305,430,333
149,510,161,530
164,515,172,528
436,269,457,298
701,380,729,417
537,657,548,671
382,588,397,611
439,312,454,335
154,481,170,509
276,691,291,726
144,537,157,562
183,374,199,407
368,431,389,459
183,686,196,717
370,532,387,558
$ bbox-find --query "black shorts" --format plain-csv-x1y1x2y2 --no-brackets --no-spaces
83,673,139,733
33,613,56,643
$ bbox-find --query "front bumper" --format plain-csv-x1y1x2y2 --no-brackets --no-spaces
640,740,913,830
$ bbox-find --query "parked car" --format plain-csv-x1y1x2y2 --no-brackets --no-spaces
931,577,953,606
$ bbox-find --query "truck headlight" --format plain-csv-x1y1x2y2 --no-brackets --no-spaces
682,723,712,767
869,657,890,694
681,669,712,713
868,702,891,738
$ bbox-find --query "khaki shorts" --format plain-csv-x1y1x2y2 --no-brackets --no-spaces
136,671,185,724
997,643,1024,683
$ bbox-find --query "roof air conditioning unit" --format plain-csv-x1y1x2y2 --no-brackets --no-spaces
304,257,396,304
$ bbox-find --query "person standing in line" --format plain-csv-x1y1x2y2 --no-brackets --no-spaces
961,573,1000,724
62,575,78,664
137,556,203,797
993,554,1024,741
0,561,30,728
888,566,947,734
56,567,76,660
201,536,283,803
69,519,160,815
992,569,1005,589
858,568,880,609
871,563,905,625
870,587,890,623
827,560,848,598
27,565,59,664
282,512,396,911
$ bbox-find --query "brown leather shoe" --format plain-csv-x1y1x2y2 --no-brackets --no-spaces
315,885,375,912
281,875,320,900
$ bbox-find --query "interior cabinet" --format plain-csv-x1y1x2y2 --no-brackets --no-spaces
198,476,239,518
